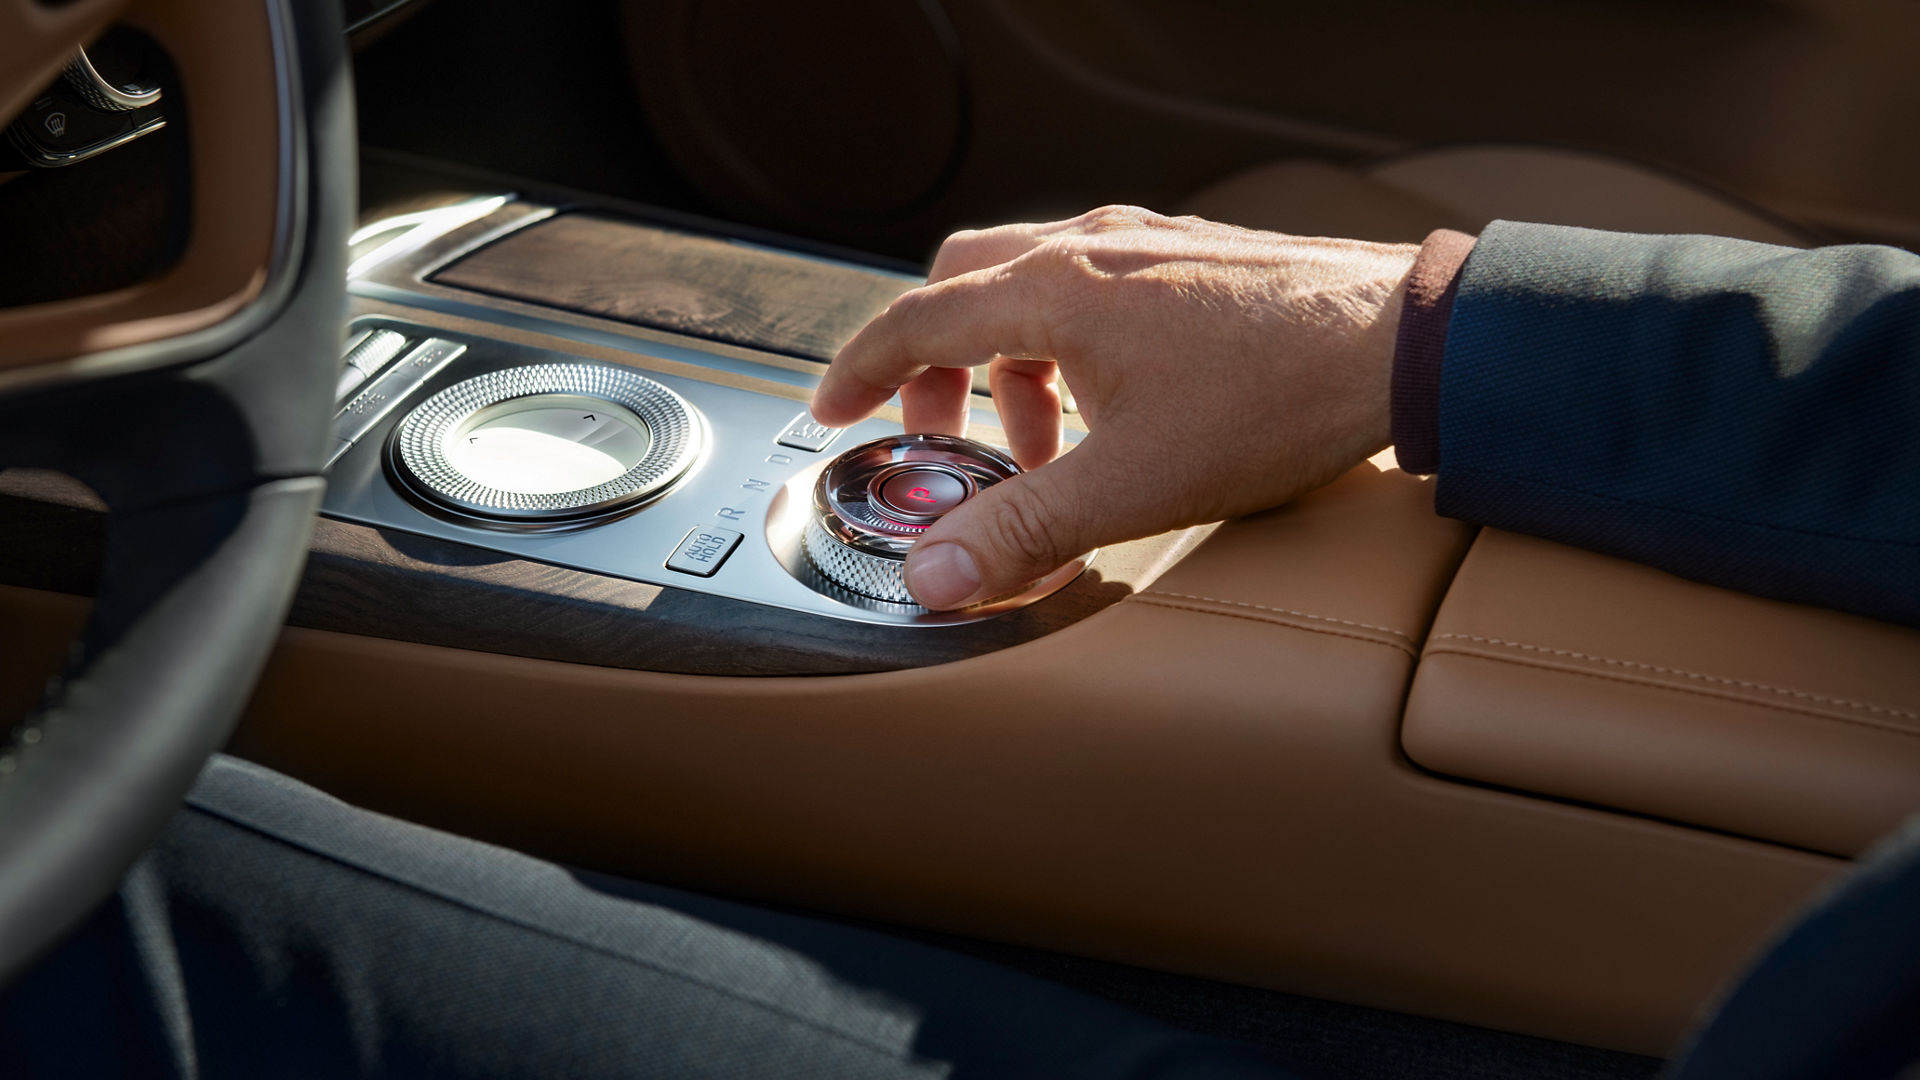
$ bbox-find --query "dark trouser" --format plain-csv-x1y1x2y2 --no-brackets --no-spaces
0,756,1302,1079
8,756,1920,1079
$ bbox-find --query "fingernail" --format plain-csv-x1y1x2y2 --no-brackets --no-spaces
906,543,980,609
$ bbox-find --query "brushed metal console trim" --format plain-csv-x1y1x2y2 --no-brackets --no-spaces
323,197,1093,625
321,319,1084,626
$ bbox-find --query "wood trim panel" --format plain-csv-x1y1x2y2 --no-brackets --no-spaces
432,211,916,364
0,467,1209,675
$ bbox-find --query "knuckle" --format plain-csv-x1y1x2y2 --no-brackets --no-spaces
1077,204,1160,232
1027,234,1086,270
1025,236,1104,290
883,283,934,323
1001,251,1073,356
930,228,986,271
867,288,937,364
1020,237,1093,293
1053,260,1109,325
1011,242,1101,355
983,488,1065,572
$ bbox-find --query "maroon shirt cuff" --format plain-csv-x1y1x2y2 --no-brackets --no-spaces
1390,229,1477,474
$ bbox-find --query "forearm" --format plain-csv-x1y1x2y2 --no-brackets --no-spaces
1399,221,1920,625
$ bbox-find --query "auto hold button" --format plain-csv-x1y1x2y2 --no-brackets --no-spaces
666,525,743,577
872,464,973,521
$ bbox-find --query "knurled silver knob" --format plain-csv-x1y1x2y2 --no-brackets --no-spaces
62,33,164,113
802,433,1019,605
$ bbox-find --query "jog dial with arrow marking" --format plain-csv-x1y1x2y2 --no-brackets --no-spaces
389,363,703,525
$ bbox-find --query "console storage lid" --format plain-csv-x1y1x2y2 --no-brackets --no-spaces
1403,529,1920,857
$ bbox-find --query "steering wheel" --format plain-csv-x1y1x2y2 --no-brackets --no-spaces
0,0,351,982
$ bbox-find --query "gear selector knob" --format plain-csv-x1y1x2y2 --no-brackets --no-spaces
803,433,1020,604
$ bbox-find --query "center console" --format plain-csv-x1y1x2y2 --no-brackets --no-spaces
298,188,1204,673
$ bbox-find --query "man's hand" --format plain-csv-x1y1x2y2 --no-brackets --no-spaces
810,205,1418,609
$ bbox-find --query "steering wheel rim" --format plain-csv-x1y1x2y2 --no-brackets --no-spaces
0,0,353,983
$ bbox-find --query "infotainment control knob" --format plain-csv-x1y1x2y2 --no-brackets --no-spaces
802,434,1019,605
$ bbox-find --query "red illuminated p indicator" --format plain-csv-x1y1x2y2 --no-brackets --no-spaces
872,466,974,519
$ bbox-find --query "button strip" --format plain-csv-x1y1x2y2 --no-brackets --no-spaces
327,337,467,467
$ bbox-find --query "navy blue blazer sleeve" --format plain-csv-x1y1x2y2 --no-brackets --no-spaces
1431,220,1920,626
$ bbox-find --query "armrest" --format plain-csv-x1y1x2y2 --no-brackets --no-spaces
1405,530,1920,856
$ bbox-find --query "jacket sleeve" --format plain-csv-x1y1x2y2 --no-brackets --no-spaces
1428,220,1920,626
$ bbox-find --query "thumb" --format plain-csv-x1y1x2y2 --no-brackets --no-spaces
902,437,1145,610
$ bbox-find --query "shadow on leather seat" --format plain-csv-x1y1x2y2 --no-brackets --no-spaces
1182,144,1815,245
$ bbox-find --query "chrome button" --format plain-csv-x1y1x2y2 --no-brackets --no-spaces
775,412,844,453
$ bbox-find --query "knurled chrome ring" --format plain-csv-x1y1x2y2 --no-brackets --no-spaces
62,46,162,112
391,362,701,523
803,519,914,604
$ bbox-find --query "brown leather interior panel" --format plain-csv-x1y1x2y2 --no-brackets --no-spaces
1405,530,1920,858
618,0,1920,257
1182,147,1812,247
0,460,1211,677
0,0,123,147
1181,160,1475,244
1135,467,1465,659
431,212,915,363
985,0,1920,245
0,127,187,308
219,463,1845,1056
0,0,282,382
1367,147,1810,246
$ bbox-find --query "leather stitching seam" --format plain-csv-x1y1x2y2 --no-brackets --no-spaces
1430,635,1920,735
1142,590,1418,644
1435,633,1918,721
1427,646,1920,740
1132,596,1417,658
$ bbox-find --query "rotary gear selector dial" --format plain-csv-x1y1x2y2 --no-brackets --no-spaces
803,433,1019,604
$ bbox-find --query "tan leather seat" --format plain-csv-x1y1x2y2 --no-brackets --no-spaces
1182,144,1812,246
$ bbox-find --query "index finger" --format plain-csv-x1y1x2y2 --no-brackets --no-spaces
810,262,1059,428
927,222,1048,283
